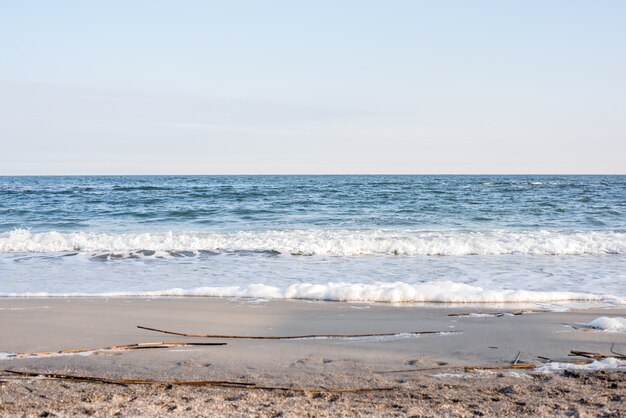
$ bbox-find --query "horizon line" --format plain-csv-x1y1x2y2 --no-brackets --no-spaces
1,173,624,177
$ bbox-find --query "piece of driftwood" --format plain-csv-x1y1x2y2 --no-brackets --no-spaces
3,370,253,387
448,309,547,318
12,341,226,358
464,364,536,370
137,325,460,340
242,385,395,393
2,370,394,392
377,363,536,374
513,351,522,365
376,358,602,374
569,350,626,361
374,366,457,374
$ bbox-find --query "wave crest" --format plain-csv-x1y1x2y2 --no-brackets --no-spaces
1,229,625,256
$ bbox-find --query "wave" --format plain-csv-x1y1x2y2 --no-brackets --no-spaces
1,229,625,256
1,281,622,304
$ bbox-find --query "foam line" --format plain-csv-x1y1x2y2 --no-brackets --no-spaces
1,229,625,256
1,281,622,304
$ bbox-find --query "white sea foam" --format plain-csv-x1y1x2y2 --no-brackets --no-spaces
534,358,626,373
1,281,621,304
1,229,625,256
586,316,626,332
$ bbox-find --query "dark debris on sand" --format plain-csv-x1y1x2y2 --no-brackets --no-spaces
0,370,624,417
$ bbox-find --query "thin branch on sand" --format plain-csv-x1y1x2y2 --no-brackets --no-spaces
464,364,536,370
374,366,459,374
376,363,536,374
448,309,547,318
569,350,626,361
375,357,602,374
137,325,460,340
11,341,226,358
2,370,395,392
4,370,254,387
610,343,626,357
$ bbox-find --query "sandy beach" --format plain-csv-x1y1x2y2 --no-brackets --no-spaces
3,0,626,415
1,297,624,416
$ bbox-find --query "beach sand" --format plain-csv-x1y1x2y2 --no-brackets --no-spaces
1,298,625,417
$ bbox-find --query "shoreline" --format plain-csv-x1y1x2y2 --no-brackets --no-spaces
0,293,622,308
1,297,625,416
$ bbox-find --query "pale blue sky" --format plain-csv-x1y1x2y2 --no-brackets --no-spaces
1,1,624,174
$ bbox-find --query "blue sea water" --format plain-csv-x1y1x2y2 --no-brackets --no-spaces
0,175,625,303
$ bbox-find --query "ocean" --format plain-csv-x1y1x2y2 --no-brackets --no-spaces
1,175,624,304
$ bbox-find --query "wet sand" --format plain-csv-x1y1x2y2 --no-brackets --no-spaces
1,298,625,417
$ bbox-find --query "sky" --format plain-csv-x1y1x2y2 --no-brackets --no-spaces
0,1,625,175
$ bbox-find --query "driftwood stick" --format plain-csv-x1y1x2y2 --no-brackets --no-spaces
109,342,226,349
376,358,600,374
374,366,458,374
610,343,626,357
15,349,94,357
137,325,459,340
3,370,253,387
509,309,548,315
464,364,536,370
513,351,522,365
13,341,226,358
240,385,395,393
569,350,626,360
2,370,394,392
377,363,537,374
448,309,547,317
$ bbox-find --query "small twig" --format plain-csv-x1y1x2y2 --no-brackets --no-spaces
464,364,536,370
137,325,460,340
374,366,458,374
610,343,626,357
513,351,522,366
569,350,626,360
511,310,548,315
448,309,547,318
110,342,226,349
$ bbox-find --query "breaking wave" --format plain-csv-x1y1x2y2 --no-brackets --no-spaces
1,229,625,256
